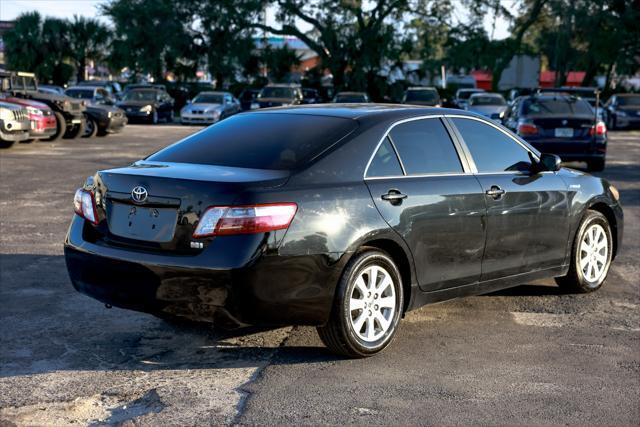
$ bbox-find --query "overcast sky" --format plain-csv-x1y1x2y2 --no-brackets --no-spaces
1,0,511,40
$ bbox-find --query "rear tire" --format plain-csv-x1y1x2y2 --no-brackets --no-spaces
44,112,66,141
555,210,612,293
317,249,404,358
587,158,605,172
0,139,15,149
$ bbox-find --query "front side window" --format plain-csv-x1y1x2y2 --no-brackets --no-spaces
388,118,462,175
366,138,403,178
452,118,532,173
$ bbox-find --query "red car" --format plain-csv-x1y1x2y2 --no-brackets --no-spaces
0,96,57,140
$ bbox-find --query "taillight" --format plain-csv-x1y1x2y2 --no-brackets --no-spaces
193,203,297,238
73,189,98,224
517,123,539,136
589,121,607,136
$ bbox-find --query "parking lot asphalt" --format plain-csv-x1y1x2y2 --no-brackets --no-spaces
0,125,638,426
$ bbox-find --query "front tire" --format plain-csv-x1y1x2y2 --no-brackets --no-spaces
317,249,404,358
83,115,98,138
555,210,613,293
64,119,85,139
44,112,66,141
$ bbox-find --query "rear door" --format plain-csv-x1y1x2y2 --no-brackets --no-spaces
365,117,486,292
448,116,570,280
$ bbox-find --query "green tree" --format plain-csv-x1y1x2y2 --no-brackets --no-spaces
260,44,302,82
3,12,74,85
68,15,111,82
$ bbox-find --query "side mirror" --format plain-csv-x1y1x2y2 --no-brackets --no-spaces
539,153,561,172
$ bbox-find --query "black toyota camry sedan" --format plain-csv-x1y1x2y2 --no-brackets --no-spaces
64,105,623,357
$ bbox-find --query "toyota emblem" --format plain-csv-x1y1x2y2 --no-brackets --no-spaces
131,186,148,203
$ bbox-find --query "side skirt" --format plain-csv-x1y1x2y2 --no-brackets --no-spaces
407,265,569,312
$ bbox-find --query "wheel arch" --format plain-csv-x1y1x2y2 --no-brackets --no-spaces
354,237,416,315
586,201,619,259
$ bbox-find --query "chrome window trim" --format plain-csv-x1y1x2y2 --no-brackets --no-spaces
386,134,407,175
363,115,470,179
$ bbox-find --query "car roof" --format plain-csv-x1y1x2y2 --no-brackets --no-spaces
251,104,476,121
469,92,504,97
407,86,438,91
197,91,226,95
67,86,98,91
264,83,300,88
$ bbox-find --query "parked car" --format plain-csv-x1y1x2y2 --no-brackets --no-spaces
180,91,240,125
402,87,441,107
117,88,175,124
302,88,320,104
332,92,370,103
239,89,261,111
257,84,303,108
1,71,86,140
0,92,57,141
77,80,123,101
603,94,640,130
123,83,167,94
465,92,508,121
64,105,623,357
503,94,607,171
38,84,65,95
65,86,127,137
453,88,485,109
0,101,31,148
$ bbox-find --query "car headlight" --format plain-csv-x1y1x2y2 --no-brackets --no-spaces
140,105,153,113
25,106,41,116
499,111,505,118
617,110,627,117
107,111,113,118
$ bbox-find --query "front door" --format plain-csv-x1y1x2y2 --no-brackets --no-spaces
449,117,570,281
365,117,486,292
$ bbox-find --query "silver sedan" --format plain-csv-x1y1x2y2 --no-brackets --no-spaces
181,91,241,125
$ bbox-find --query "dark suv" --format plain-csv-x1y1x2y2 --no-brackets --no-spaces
604,94,640,130
1,71,86,140
503,94,606,171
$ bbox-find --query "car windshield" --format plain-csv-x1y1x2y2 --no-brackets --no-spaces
522,98,593,115
458,90,483,100
147,113,358,170
469,95,506,106
65,89,94,99
618,96,640,106
123,90,157,101
193,94,223,104
335,94,367,103
259,87,295,99
405,90,439,102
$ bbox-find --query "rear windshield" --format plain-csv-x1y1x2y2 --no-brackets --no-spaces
259,87,295,99
469,95,505,106
66,89,94,99
405,90,439,102
458,90,483,100
618,96,640,106
147,113,358,170
522,98,593,115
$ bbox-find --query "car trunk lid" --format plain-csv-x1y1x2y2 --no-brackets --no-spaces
91,161,289,252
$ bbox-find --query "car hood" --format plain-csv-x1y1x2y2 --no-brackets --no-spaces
468,105,507,116
0,96,51,111
0,100,25,111
87,104,123,114
183,103,222,112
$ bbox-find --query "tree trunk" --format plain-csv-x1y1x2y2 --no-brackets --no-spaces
77,57,86,82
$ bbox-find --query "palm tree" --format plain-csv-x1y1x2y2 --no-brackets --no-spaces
68,15,111,82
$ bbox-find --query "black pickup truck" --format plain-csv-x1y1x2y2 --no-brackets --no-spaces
0,71,86,141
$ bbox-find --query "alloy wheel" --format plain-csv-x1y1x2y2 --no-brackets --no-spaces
349,265,396,342
579,224,608,283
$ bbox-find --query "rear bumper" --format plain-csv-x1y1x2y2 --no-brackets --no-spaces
527,138,606,162
64,215,344,327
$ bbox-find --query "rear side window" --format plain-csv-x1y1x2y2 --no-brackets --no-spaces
388,119,462,175
452,118,532,173
147,113,357,170
366,138,403,177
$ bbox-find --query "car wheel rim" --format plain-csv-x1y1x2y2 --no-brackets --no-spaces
349,265,396,343
579,224,608,283
85,120,94,136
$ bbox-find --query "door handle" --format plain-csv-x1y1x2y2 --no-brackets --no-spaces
381,189,407,205
485,185,506,200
